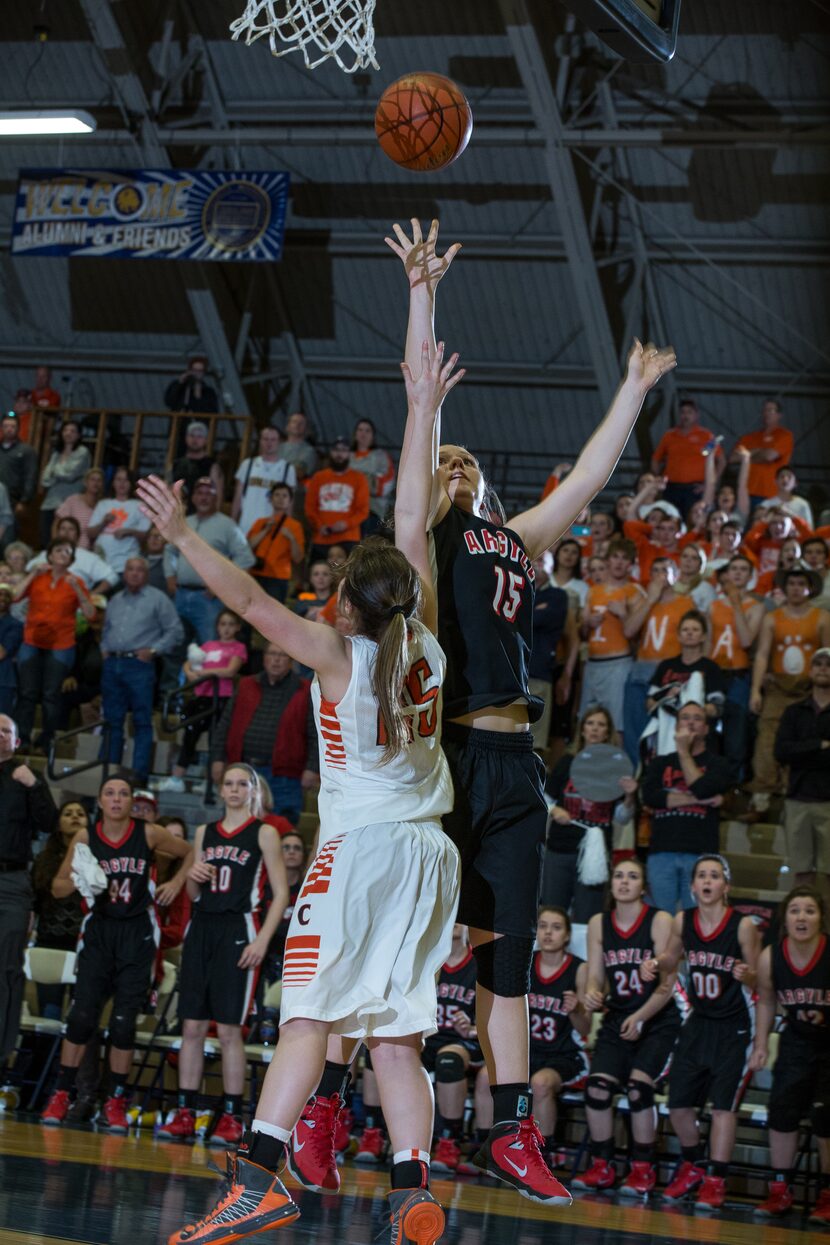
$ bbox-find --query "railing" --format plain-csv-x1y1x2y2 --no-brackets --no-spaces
47,719,111,785
161,675,223,805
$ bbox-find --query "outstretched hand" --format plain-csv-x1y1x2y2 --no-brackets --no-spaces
384,218,461,294
136,476,189,547
626,339,677,393
401,340,465,414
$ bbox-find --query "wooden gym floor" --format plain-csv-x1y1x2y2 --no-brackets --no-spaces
0,1116,821,1245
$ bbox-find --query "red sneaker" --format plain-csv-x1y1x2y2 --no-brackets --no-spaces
572,1158,616,1191
334,1106,353,1155
41,1089,70,1127
754,1179,794,1217
694,1175,726,1212
287,1093,342,1192
157,1107,196,1141
209,1113,243,1148
473,1118,572,1205
167,1152,299,1245
431,1137,461,1173
355,1126,388,1166
662,1160,705,1202
100,1095,130,1135
387,1188,444,1245
809,1189,830,1225
619,1161,656,1198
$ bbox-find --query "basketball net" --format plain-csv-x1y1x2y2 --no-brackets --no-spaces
230,0,379,73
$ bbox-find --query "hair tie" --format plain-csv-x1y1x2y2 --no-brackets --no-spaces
389,605,407,616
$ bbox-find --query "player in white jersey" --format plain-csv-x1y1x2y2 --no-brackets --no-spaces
138,341,464,1245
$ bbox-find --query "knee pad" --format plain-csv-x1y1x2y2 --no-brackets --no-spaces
812,1099,830,1139
65,1005,98,1048
473,936,534,997
108,1009,138,1052
627,1079,655,1113
435,1050,466,1084
585,1075,615,1111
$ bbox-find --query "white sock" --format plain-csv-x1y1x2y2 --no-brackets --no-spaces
252,1118,292,1143
392,1149,431,1166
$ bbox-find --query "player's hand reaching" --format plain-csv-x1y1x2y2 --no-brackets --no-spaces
136,476,189,547
625,339,677,394
385,218,461,295
401,340,465,414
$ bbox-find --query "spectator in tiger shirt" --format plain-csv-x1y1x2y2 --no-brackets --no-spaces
709,554,765,779
730,399,794,509
742,568,830,823
621,558,690,762
650,397,720,518
304,435,370,562
579,538,644,734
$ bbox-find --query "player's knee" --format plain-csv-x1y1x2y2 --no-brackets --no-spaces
585,1075,615,1111
216,1023,242,1045
473,936,533,997
65,1005,97,1048
811,1099,830,1138
435,1050,466,1084
530,1070,558,1097
108,1009,138,1051
627,1079,655,1113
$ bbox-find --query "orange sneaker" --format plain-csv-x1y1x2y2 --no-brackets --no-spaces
387,1188,445,1245
167,1153,299,1245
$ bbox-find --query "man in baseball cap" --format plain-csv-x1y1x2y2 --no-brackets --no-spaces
304,435,370,561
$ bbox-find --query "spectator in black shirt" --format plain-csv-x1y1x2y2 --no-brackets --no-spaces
645,609,726,757
169,421,224,511
642,702,734,913
775,647,830,890
528,550,578,750
31,800,88,1017
164,355,219,416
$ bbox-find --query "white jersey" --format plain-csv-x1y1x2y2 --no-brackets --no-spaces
311,630,453,838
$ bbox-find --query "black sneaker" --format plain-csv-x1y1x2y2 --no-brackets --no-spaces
167,1152,300,1245
386,1188,445,1244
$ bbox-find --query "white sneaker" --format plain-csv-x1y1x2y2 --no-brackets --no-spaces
155,775,185,793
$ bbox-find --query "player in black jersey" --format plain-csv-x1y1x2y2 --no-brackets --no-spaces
575,857,681,1197
640,854,760,1211
40,773,192,1131
749,886,830,1223
378,217,676,1209
158,763,288,1149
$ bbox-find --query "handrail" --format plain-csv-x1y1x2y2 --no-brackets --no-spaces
161,674,223,804
47,719,111,784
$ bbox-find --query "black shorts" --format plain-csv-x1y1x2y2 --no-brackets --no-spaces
442,724,547,938
529,1045,589,1084
590,1006,682,1085
768,1028,830,1135
668,1012,753,1112
178,912,260,1026
422,1033,484,1071
72,910,158,1022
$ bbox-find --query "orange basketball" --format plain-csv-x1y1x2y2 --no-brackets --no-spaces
374,72,473,173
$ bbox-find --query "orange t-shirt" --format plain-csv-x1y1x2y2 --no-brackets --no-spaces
623,519,682,584
652,425,714,485
734,426,794,499
636,596,689,662
585,582,644,659
541,474,559,501
23,570,90,649
770,606,823,676
247,515,305,582
304,467,370,545
710,596,756,670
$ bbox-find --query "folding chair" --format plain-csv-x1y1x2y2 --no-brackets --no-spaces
19,947,77,1109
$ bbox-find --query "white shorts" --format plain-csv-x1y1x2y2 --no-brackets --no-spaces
279,819,460,1040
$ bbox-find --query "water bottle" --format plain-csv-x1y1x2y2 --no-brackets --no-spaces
701,435,723,458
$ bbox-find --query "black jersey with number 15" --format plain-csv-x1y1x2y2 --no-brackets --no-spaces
431,504,543,722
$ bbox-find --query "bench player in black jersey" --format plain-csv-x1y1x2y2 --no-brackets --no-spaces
575,857,681,1196
375,218,676,1209
158,763,288,1148
749,886,830,1223
40,773,192,1130
640,854,760,1210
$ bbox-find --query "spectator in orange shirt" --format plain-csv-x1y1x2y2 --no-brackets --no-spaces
540,462,573,502
621,557,689,762
742,508,812,579
624,477,684,583
730,399,793,507
10,390,34,444
651,397,720,518
304,435,370,562
247,483,305,603
754,536,802,601
580,538,644,733
31,366,61,412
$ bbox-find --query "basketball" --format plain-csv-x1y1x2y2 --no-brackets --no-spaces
374,72,473,172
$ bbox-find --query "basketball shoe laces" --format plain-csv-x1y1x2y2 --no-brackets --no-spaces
305,1094,340,1165
180,1156,261,1235
513,1118,555,1178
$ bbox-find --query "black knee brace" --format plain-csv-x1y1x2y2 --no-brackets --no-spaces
812,1099,830,1139
627,1080,655,1113
108,1009,139,1052
585,1075,615,1110
435,1050,466,1084
65,1005,98,1048
473,936,534,997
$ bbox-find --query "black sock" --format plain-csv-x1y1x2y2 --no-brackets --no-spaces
709,1161,728,1178
632,1143,654,1164
474,1127,488,1144
364,1104,386,1132
225,1094,243,1118
391,1158,429,1191
178,1089,196,1111
543,1134,556,1153
774,1169,793,1186
56,1065,78,1094
439,1117,463,1140
490,1083,532,1125
243,1128,286,1171
590,1138,615,1162
681,1143,703,1164
318,1060,350,1100
111,1073,128,1098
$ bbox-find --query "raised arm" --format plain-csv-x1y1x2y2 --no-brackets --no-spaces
734,443,752,518
397,341,465,634
509,340,676,560
385,218,461,380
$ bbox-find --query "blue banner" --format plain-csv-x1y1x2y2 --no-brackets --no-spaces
11,168,290,262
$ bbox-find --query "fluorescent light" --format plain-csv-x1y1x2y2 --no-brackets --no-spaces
0,110,96,136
